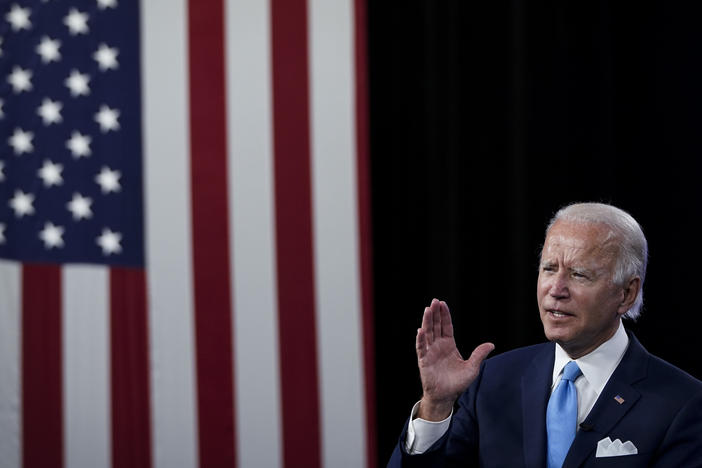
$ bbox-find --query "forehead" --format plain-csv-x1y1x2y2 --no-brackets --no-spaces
541,221,618,264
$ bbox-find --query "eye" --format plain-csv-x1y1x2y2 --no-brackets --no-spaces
541,264,556,272
571,271,588,279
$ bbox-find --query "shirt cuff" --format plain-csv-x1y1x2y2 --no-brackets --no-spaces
404,400,452,455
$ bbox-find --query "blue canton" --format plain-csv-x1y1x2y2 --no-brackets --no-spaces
0,0,144,266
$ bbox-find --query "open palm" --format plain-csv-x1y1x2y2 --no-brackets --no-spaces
416,299,494,420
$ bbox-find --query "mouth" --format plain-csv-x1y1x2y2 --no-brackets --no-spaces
547,309,574,319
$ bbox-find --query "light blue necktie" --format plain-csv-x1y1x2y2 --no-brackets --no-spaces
547,360,582,468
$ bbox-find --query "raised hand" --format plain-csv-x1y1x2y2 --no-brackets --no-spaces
416,299,494,421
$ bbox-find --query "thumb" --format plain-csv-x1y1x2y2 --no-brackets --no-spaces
466,342,495,372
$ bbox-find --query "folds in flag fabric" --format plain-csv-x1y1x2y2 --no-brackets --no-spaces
0,1,375,467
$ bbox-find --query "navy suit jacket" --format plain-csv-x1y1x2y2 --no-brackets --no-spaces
388,332,702,467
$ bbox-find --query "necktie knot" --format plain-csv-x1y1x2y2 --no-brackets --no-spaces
562,361,582,382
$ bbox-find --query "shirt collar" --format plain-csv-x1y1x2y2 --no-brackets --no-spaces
552,320,629,395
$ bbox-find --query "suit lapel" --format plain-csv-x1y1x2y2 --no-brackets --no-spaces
564,333,649,468
521,344,555,468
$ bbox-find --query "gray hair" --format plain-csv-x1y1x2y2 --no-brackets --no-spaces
546,202,648,320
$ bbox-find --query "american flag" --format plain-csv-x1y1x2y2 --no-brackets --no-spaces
0,0,375,467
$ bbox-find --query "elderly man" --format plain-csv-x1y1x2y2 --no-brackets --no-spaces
388,203,702,467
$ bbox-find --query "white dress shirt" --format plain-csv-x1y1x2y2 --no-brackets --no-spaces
405,321,629,454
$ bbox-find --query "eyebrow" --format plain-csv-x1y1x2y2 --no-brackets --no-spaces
538,262,596,275
538,260,556,270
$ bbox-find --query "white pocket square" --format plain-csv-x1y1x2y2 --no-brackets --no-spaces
596,437,638,457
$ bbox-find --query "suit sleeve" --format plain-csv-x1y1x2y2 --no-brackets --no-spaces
386,364,485,468
651,389,702,467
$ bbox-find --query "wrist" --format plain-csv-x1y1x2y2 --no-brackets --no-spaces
416,397,454,421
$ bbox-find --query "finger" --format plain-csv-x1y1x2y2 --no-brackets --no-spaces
421,307,433,345
466,342,496,373
416,328,427,359
431,299,441,341
439,301,454,338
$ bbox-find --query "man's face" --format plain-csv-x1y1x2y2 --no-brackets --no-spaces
537,220,630,358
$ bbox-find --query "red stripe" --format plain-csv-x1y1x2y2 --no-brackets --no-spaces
270,1,321,467
110,268,152,468
188,1,237,467
353,0,377,466
22,264,63,468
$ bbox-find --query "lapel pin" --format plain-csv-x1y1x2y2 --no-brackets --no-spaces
614,395,625,404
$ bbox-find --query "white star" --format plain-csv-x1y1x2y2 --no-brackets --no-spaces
5,4,31,31
37,98,63,125
95,105,120,132
95,166,121,193
0,223,5,244
64,8,89,35
97,0,118,9
39,222,64,249
0,161,5,181
36,36,61,63
66,131,91,158
96,228,122,255
37,160,63,187
8,128,33,155
66,193,92,220
93,43,119,71
7,66,32,93
65,69,91,97
9,190,35,217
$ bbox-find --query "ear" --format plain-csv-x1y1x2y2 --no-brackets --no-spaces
617,277,641,316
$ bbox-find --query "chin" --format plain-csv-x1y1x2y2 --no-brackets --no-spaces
542,323,574,345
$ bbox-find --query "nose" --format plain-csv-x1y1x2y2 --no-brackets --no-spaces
548,272,569,299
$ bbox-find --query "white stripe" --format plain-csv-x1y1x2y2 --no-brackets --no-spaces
63,266,111,468
309,0,367,466
226,1,283,467
140,1,199,467
0,261,21,468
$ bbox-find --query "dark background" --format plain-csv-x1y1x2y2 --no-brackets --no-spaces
367,2,702,465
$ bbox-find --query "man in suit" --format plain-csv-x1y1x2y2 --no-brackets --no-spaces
388,202,702,467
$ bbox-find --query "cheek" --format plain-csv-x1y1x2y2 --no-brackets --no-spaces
536,277,549,297
536,273,547,291
536,285,549,309
570,290,608,319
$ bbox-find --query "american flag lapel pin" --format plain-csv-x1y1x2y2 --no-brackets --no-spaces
614,395,625,404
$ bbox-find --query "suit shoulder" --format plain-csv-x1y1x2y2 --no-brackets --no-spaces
646,352,702,394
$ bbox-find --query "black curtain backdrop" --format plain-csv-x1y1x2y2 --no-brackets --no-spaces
368,2,702,465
